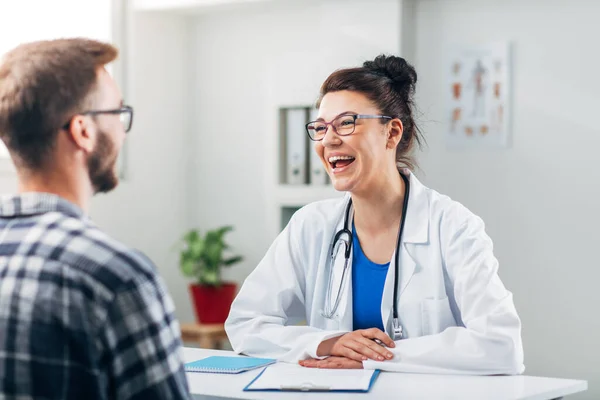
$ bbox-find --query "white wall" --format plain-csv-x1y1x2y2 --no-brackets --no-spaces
189,0,403,285
414,0,599,397
91,11,196,323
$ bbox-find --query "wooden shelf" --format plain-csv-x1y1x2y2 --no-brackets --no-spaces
180,322,228,349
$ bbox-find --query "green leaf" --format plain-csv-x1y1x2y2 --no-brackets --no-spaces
190,240,205,259
201,269,220,286
184,230,200,244
223,256,243,266
180,259,196,277
216,226,233,238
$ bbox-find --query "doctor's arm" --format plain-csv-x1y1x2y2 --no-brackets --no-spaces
363,214,525,375
224,216,347,363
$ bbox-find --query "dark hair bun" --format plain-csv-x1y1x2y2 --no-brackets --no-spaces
363,54,417,100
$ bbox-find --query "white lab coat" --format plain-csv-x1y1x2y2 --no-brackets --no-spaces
225,171,524,375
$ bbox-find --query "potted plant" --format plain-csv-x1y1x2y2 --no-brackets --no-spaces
177,226,243,324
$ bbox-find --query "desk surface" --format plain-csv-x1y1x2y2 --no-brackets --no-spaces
184,348,587,400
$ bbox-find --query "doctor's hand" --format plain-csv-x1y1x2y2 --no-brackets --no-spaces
317,328,395,362
300,356,363,369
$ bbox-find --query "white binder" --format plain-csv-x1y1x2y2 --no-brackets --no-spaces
308,108,328,185
285,108,308,185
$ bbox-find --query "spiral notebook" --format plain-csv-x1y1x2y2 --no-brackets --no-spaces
185,356,276,374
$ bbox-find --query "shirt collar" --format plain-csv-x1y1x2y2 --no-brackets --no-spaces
0,192,86,219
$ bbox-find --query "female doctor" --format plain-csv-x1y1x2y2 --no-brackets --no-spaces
225,55,524,375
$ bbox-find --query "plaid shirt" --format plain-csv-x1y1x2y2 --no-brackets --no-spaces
0,193,190,400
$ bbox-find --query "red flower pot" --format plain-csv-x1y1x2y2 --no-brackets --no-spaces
189,282,237,324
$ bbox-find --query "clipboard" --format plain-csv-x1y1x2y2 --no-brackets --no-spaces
243,363,380,393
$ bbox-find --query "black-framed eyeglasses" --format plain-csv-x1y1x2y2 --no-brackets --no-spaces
305,114,392,141
62,105,134,133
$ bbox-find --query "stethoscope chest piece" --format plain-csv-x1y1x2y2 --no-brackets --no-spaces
393,317,403,340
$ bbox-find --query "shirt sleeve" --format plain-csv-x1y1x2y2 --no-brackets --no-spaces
225,210,348,362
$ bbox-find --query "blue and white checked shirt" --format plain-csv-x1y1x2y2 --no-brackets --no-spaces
0,193,191,399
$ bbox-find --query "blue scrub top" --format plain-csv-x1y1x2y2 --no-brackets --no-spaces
351,222,390,331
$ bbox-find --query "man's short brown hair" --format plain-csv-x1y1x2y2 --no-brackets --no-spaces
0,38,118,170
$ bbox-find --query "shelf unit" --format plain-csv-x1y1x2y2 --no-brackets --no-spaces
275,184,341,231
270,104,344,235
273,184,339,208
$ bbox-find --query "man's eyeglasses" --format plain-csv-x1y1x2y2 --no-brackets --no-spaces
305,114,392,141
62,105,134,133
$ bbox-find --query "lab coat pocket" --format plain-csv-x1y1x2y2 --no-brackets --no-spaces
421,297,457,336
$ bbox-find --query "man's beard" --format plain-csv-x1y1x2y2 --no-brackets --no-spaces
87,130,119,194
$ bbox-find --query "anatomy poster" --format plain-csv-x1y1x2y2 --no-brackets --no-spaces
446,42,511,149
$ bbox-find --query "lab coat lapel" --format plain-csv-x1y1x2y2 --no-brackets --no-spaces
381,170,430,335
381,245,417,335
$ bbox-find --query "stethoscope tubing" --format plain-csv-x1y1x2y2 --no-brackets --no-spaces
323,173,410,334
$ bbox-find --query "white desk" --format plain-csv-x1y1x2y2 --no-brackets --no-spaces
184,348,587,400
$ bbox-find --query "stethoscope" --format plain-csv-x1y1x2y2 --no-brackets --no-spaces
321,173,410,341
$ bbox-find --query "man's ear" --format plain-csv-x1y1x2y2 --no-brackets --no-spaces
386,118,404,149
65,115,96,153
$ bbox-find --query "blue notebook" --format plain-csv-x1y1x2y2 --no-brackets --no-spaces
184,356,276,374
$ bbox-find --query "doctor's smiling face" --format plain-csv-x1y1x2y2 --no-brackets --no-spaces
313,90,399,194
310,54,423,195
